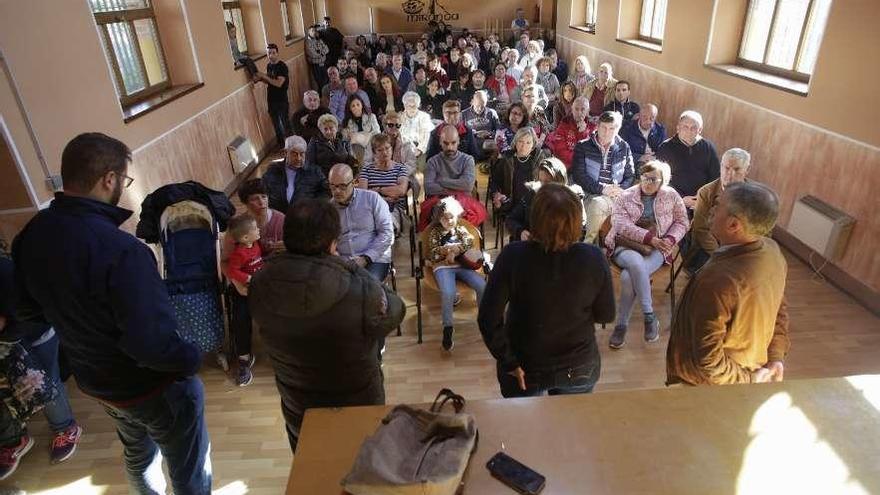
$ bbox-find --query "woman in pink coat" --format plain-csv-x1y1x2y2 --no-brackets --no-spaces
604,160,689,349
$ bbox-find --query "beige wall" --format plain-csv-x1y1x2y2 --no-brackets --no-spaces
325,0,554,38
557,0,880,291
0,0,311,238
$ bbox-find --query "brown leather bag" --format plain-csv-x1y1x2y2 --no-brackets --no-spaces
613,217,657,256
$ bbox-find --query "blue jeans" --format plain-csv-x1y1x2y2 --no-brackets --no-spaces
365,261,391,282
497,350,601,398
102,377,212,495
434,267,486,327
28,333,75,433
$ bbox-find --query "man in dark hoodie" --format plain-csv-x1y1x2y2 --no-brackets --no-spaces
13,133,210,494
249,198,405,452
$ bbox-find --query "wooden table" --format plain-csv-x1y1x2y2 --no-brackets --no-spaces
286,375,880,494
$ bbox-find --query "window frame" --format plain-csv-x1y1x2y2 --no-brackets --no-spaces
280,0,293,41
736,0,826,84
637,0,667,45
584,0,599,33
93,4,172,107
222,0,249,58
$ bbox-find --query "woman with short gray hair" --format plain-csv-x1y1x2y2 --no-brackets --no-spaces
490,126,547,215
399,91,433,156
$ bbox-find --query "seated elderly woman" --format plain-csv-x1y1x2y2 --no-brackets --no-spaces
399,91,434,156
479,183,614,398
506,157,585,243
490,127,547,215
358,133,410,233
426,196,486,352
305,113,357,177
604,160,689,349
494,102,530,154
342,94,381,165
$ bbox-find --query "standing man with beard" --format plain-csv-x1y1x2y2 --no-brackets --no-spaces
253,43,290,147
13,133,211,494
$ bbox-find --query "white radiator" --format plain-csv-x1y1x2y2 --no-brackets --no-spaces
787,195,855,261
227,136,257,174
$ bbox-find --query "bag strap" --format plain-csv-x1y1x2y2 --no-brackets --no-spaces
430,388,465,413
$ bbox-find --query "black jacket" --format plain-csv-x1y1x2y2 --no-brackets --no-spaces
262,161,329,214
13,195,200,403
249,253,405,396
425,123,480,162
136,181,234,243
290,106,331,143
305,134,357,177
657,135,721,198
478,241,615,373
490,148,549,209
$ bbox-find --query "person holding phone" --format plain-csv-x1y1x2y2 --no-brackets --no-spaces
478,184,615,397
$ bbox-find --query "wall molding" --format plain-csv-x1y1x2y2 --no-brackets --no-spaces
557,33,880,153
0,116,40,208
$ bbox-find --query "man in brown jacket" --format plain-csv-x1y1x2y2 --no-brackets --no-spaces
686,147,752,273
667,181,790,385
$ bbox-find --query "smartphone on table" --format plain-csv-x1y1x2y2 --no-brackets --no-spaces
486,451,546,494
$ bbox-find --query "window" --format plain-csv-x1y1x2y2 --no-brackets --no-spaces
90,0,170,106
281,0,292,40
738,0,833,82
281,0,305,41
638,0,667,44
585,0,598,32
223,1,248,60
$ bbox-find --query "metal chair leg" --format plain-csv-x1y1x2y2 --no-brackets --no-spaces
415,239,424,344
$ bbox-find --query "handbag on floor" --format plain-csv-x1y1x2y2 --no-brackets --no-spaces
341,388,479,495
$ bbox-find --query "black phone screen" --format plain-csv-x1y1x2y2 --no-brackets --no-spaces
486,451,546,494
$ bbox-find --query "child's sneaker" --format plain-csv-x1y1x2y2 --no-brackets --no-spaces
0,435,34,480
50,424,82,464
237,359,254,387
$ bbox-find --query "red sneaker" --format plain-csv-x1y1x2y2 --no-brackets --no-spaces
0,435,34,480
50,424,82,464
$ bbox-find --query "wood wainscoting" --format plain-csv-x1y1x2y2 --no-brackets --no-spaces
556,35,880,298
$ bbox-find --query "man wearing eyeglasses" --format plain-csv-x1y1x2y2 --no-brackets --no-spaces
328,164,394,282
12,133,211,494
424,100,480,161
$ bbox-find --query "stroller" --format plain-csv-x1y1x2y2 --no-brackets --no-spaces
136,181,235,359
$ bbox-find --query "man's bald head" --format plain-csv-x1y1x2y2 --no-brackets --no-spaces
328,163,355,203
328,163,353,182
440,125,460,158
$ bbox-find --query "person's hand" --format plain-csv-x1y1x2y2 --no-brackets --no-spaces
764,361,785,382
492,192,507,209
682,195,698,209
639,152,655,163
356,177,369,189
576,121,588,133
603,184,622,198
751,367,773,383
520,230,531,241
651,237,674,255
354,256,368,268
507,367,526,390
300,115,309,125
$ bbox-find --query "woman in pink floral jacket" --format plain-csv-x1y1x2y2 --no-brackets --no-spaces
604,160,689,349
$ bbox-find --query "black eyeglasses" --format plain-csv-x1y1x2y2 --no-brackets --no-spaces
385,123,401,128
640,176,662,185
329,180,354,190
118,173,134,188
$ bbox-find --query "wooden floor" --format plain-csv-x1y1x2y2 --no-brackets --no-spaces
3,153,878,495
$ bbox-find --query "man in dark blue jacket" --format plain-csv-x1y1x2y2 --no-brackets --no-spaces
620,103,666,165
13,133,211,494
571,111,635,243
263,135,329,213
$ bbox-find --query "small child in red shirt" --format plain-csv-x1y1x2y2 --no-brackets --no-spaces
224,213,263,386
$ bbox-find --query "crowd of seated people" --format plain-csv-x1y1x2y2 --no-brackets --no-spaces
0,20,794,490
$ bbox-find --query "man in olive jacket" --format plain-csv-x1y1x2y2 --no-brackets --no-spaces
249,198,405,452
667,182,790,386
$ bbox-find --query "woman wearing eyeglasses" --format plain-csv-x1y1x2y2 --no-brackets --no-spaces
604,160,689,349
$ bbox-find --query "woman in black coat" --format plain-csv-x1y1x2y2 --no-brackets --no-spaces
478,183,614,398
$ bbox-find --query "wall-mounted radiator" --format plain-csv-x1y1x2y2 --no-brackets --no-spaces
787,195,855,261
227,136,257,174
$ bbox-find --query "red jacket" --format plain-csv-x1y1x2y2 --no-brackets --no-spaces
486,75,517,96
544,117,595,168
225,243,263,285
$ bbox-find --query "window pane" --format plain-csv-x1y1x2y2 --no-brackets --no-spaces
651,0,667,40
224,7,248,54
797,0,832,74
106,22,146,95
740,0,776,62
586,0,598,27
90,0,150,13
133,18,167,86
766,0,810,69
639,0,655,38
281,1,292,38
